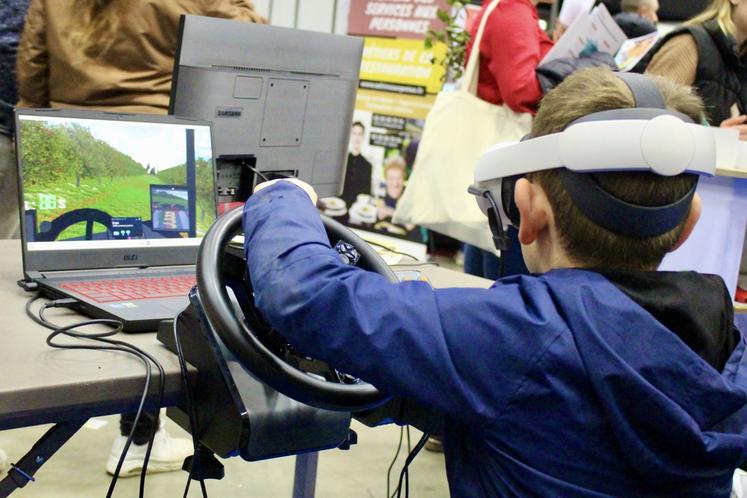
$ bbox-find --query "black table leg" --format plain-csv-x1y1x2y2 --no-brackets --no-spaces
0,419,86,497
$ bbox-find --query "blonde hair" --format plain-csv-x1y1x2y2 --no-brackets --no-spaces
383,156,406,177
686,0,736,37
529,68,704,271
69,0,122,57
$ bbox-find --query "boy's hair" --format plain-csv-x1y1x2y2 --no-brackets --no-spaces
529,68,704,271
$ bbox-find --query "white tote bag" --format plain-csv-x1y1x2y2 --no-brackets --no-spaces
393,0,532,252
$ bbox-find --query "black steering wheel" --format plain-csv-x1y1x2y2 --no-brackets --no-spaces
196,206,397,412
36,208,113,241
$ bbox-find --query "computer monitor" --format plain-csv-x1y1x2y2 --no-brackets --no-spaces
169,15,364,201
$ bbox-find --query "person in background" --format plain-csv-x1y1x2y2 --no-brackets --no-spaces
553,0,595,40
0,0,30,240
643,0,747,134
461,0,553,281
613,0,659,38
377,156,407,221
16,0,266,478
340,121,373,208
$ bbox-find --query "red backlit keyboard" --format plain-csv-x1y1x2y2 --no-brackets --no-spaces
60,275,196,303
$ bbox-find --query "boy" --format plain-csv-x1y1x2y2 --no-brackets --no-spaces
243,69,747,497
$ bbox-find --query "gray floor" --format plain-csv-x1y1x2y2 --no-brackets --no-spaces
1,417,449,497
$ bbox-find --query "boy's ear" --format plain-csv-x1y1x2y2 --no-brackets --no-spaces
669,193,701,252
515,178,550,245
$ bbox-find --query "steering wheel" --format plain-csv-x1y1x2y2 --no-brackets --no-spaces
196,206,397,412
36,208,113,241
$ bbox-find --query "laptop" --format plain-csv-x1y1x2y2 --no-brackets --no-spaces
16,109,217,332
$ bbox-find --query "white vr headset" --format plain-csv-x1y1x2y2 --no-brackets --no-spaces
468,72,746,250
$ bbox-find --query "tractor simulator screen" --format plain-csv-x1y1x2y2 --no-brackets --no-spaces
17,115,216,250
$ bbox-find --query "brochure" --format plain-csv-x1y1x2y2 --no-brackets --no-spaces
614,31,659,71
540,4,628,66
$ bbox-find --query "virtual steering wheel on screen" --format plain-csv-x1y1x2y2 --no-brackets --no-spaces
35,208,113,241
196,206,396,412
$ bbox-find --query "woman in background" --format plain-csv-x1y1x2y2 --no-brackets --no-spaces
461,0,554,280
644,0,747,135
16,0,266,478
17,0,265,111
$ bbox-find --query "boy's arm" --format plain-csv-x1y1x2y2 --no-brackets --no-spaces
244,182,564,424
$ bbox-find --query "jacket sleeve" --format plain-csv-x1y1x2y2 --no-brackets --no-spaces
536,52,617,94
15,0,49,108
486,1,546,113
243,182,566,425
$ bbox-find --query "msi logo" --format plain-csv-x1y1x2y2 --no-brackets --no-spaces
123,254,138,262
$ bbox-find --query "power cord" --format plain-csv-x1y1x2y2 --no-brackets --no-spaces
25,294,165,498
172,317,209,498
246,164,269,183
386,426,405,498
392,431,429,498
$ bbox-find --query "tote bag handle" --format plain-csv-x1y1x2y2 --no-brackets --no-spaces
462,0,501,95
462,0,502,96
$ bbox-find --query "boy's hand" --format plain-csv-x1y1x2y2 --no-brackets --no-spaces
254,178,318,205
720,115,747,141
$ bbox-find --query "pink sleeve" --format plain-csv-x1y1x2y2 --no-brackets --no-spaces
485,2,545,114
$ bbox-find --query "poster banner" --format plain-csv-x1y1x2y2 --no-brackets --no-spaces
347,0,449,39
319,31,446,248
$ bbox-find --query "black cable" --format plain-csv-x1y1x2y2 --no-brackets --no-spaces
38,303,167,497
394,432,430,498
26,295,164,498
386,426,405,498
405,427,411,496
246,164,269,183
173,317,208,498
498,251,506,279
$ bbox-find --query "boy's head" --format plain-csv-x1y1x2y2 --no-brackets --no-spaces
517,68,704,273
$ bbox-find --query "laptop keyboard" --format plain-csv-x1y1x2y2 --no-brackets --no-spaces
60,275,197,303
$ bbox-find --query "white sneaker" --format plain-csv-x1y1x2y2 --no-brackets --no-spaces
0,448,8,476
106,422,194,477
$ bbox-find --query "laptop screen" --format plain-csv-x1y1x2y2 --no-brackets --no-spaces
17,114,216,253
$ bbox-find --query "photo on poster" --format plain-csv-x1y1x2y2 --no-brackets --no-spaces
319,110,425,243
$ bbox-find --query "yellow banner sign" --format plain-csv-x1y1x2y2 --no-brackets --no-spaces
359,37,446,96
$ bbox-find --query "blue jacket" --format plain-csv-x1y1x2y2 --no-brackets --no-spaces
243,182,747,497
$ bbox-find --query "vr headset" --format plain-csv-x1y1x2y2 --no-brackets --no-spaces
468,72,746,251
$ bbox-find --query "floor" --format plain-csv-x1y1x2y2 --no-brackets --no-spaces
1,416,450,497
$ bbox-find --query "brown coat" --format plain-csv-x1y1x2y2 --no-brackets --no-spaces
16,0,266,114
